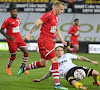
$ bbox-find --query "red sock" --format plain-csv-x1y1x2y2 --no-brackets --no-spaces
73,49,76,54
51,63,60,86
25,61,42,70
22,54,29,65
7,56,16,68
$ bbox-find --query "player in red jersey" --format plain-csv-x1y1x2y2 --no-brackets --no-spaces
0,8,29,75
65,19,80,54
18,1,68,90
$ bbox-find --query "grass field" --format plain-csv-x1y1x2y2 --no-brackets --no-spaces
0,52,100,90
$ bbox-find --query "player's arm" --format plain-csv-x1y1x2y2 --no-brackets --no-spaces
0,28,15,41
32,71,52,82
56,27,67,46
78,56,99,65
68,26,76,34
25,19,43,41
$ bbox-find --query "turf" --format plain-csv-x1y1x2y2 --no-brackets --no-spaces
0,52,100,90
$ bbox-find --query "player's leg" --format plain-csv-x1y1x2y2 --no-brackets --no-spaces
17,58,48,76
19,47,29,74
6,42,17,75
65,45,71,53
92,70,100,86
18,38,29,66
6,54,16,75
69,79,88,89
73,45,79,54
24,58,48,70
65,67,88,89
50,54,68,89
20,47,29,66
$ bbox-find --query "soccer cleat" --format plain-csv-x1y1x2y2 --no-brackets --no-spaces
54,84,68,90
93,81,100,86
79,85,88,90
6,66,12,75
24,70,29,74
17,65,25,77
65,46,70,53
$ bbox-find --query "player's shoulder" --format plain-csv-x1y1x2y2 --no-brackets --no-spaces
71,25,75,28
64,53,78,57
16,17,20,20
72,24,76,27
64,53,72,57
3,17,11,23
44,11,53,17
4,17,11,21
16,18,20,21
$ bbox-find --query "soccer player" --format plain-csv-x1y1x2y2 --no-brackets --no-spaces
0,8,29,75
33,46,100,90
18,1,68,90
65,19,80,54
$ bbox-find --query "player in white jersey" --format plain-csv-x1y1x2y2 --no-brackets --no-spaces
33,46,100,90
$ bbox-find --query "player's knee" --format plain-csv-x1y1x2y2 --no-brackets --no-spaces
25,50,29,53
11,54,16,57
96,71,99,76
76,47,79,50
76,48,79,50
71,80,77,86
92,70,99,76
51,57,58,63
74,46,79,50
41,63,47,67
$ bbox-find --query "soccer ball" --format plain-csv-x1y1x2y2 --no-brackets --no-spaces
74,69,86,80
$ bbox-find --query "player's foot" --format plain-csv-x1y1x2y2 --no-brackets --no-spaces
79,85,88,90
93,81,100,86
24,70,29,74
54,84,68,90
6,66,12,75
65,46,70,53
17,65,25,77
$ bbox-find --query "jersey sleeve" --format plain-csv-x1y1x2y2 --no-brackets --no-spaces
1,19,9,29
40,13,52,23
68,26,73,34
65,53,78,60
70,54,78,59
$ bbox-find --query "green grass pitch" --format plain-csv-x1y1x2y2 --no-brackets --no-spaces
0,52,100,90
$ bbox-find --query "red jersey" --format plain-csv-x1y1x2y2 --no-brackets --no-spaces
1,17,20,37
39,10,58,40
68,25,80,40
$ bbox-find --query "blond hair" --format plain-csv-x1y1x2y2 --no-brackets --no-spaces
53,1,65,8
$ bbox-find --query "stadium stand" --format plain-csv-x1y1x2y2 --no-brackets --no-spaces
0,0,58,2
85,0,100,3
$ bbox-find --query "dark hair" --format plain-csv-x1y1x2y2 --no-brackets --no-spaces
55,46,64,51
74,19,79,22
10,8,17,12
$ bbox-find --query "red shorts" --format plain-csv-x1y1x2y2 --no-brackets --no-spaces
71,39,79,46
71,36,79,46
38,38,56,60
7,36,27,54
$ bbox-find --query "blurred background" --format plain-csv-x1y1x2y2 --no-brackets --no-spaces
0,0,100,53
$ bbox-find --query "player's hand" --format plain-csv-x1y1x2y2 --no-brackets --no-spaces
62,40,67,46
32,79,41,82
91,61,99,65
72,32,76,34
25,34,31,41
78,33,80,37
9,36,15,41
